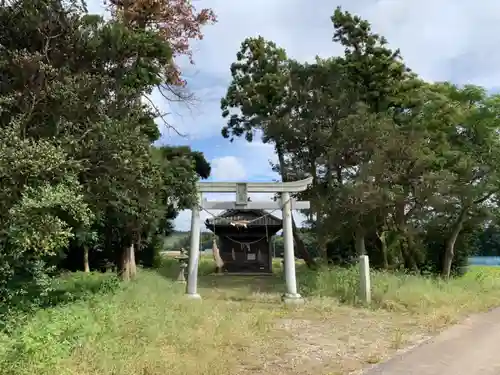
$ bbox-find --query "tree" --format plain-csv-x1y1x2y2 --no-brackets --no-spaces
217,7,500,278
0,0,212,294
0,123,93,305
312,9,500,276
0,0,100,301
428,84,500,277
221,36,317,268
108,0,217,134
331,7,413,113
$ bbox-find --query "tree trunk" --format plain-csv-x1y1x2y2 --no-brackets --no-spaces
405,237,419,273
393,202,419,273
83,245,90,272
212,238,224,273
398,235,418,272
376,230,389,269
355,227,366,256
276,143,317,269
119,247,131,281
318,234,329,263
129,242,137,279
442,208,467,279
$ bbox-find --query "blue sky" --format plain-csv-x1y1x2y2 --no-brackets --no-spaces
88,0,500,231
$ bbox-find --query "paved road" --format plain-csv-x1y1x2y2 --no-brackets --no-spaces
364,308,500,375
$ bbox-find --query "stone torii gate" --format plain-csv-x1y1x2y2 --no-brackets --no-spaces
186,177,313,304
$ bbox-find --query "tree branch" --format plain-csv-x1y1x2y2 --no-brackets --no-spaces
141,94,187,137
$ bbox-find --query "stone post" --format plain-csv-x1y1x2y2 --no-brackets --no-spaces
281,192,303,304
359,255,371,304
186,194,202,299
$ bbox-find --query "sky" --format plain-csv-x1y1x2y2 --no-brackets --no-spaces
87,0,500,231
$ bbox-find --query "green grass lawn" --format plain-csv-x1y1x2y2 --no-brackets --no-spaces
1,259,500,375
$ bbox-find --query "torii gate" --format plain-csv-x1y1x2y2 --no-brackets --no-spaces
186,177,313,304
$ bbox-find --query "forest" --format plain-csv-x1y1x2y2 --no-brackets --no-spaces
220,10,500,277
0,0,215,317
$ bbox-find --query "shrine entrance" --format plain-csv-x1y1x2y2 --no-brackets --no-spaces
205,209,282,274
185,177,312,304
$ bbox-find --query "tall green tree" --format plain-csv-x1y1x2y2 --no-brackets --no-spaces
0,0,212,292
429,84,500,277
218,7,500,277
221,36,317,268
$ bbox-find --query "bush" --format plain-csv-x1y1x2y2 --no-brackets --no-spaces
137,234,164,269
0,272,121,332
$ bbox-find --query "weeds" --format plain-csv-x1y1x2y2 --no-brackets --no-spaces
0,259,499,375
298,264,500,315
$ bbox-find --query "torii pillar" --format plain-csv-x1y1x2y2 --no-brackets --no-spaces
185,177,312,304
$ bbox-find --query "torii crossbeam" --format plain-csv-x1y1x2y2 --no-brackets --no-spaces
186,177,313,304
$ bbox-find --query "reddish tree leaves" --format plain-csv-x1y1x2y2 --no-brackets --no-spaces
107,0,216,86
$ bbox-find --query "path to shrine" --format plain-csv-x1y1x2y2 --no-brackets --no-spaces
364,307,500,375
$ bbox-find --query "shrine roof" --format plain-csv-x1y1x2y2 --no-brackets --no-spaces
204,209,282,228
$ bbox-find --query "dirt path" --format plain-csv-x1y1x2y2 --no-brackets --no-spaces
239,305,430,375
364,307,500,375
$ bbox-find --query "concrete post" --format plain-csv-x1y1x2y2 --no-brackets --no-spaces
281,192,303,304
186,194,202,299
359,255,371,304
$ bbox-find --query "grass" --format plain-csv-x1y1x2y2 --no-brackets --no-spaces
1,258,500,375
299,264,500,317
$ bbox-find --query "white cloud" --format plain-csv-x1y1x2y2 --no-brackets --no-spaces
227,138,278,180
211,156,247,180
187,0,500,84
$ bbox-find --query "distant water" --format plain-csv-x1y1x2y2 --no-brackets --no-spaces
468,256,500,266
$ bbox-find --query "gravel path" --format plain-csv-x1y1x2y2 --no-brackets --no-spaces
363,307,500,375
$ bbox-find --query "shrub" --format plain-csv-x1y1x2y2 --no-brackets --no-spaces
137,234,164,269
